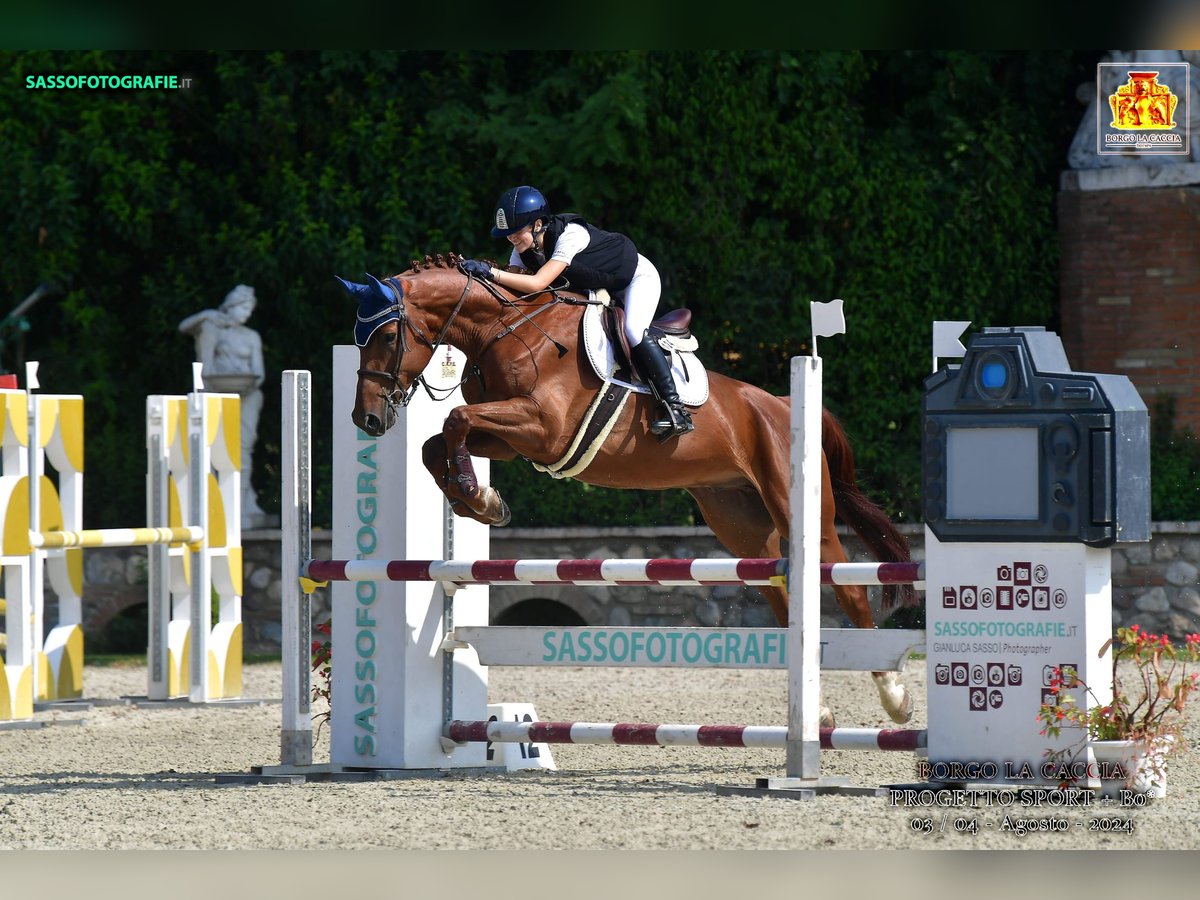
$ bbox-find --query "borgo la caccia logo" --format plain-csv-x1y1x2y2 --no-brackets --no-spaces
1109,70,1179,129
1097,61,1190,155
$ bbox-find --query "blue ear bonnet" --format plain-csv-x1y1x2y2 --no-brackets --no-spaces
336,274,403,347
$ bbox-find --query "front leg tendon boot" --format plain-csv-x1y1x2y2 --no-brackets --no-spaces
631,338,694,441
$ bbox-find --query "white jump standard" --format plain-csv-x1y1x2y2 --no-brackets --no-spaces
276,346,924,781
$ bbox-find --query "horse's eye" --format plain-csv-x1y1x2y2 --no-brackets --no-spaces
384,332,398,346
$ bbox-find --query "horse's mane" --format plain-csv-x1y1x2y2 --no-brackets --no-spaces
401,252,585,302
404,251,499,274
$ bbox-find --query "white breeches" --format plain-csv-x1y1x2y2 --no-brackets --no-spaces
623,255,661,347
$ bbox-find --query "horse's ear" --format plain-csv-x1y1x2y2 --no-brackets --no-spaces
366,272,400,302
335,276,373,300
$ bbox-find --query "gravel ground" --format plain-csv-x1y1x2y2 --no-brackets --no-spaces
1,659,1197,852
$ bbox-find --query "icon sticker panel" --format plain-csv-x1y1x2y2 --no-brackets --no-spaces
949,563,1061,613
940,661,1023,711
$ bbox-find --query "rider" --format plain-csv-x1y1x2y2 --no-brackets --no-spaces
461,185,693,441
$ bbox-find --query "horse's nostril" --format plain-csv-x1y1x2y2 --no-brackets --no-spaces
364,414,382,435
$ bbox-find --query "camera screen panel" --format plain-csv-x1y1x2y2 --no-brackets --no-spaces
946,426,1039,520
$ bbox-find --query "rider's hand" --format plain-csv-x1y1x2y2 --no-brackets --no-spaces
461,259,492,281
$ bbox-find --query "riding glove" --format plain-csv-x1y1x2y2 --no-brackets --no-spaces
461,259,492,280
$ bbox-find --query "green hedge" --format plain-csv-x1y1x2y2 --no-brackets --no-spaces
1150,399,1200,522
1,50,1108,529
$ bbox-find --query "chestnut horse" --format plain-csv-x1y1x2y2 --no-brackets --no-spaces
340,253,917,724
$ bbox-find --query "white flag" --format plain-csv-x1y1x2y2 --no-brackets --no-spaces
932,320,971,359
932,320,971,373
811,299,846,338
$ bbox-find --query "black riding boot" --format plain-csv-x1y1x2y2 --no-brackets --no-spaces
631,338,694,441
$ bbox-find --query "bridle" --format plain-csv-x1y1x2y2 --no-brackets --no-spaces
357,268,569,417
356,275,472,411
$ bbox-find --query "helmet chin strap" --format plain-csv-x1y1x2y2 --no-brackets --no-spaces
528,221,548,266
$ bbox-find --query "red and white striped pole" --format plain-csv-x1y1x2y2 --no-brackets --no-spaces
303,557,924,588
446,719,926,752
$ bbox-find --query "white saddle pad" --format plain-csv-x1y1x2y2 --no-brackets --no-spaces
580,299,709,407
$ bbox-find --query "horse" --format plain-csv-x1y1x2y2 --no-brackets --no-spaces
339,252,919,725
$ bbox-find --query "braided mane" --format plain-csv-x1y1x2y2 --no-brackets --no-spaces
405,251,500,273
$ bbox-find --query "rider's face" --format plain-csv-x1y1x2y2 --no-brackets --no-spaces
507,223,537,253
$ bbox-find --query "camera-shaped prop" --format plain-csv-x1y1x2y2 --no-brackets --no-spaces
922,327,1149,546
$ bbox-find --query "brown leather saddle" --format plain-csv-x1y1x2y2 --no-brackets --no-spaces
602,304,693,381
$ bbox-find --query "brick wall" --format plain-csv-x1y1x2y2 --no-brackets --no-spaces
1058,184,1200,432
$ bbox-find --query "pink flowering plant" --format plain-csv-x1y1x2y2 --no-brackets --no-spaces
311,620,332,736
1038,625,1200,783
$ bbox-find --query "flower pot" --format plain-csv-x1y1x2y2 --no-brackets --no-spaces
1090,737,1173,798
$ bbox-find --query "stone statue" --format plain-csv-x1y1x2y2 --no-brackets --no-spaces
179,284,277,529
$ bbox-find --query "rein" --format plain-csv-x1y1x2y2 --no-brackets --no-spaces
474,275,570,359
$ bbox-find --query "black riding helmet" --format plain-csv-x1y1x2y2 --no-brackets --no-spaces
491,185,550,237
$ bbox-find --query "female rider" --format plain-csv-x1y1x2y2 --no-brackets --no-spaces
461,185,692,441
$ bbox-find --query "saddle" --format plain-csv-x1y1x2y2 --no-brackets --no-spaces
603,304,695,380
530,294,707,480
578,292,709,407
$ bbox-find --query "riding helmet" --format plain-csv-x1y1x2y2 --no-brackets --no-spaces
491,185,550,237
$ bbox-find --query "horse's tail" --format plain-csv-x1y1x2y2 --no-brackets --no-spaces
820,407,917,611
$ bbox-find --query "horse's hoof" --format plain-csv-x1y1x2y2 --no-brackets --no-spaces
480,487,511,527
493,499,511,527
873,671,914,724
889,692,914,724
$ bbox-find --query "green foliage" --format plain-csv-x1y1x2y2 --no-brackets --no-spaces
493,469,698,528
0,51,1093,528
1150,398,1200,522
